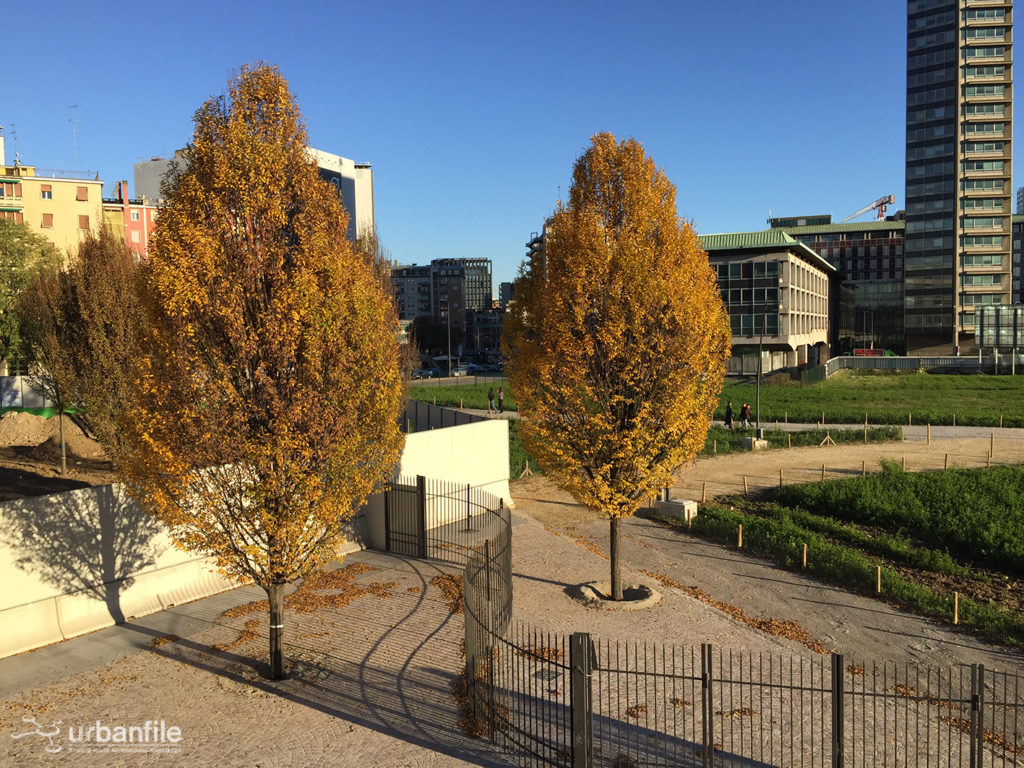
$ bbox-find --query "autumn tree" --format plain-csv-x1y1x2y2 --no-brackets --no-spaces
17,229,144,473
503,133,730,601
110,64,404,679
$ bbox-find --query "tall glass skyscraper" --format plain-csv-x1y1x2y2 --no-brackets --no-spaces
905,0,1012,353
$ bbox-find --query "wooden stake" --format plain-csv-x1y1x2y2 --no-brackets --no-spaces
743,476,749,496
927,424,931,445
701,482,707,504
779,469,783,488
909,412,912,426
944,453,948,470
952,413,956,427
785,411,788,424
519,460,533,479
876,566,882,593
433,395,436,405
902,456,907,471
821,411,825,425
802,543,807,569
775,420,779,431
991,432,995,457
787,433,791,449
713,440,717,454
820,463,825,481
953,592,959,625
460,398,463,412
738,524,743,548
862,460,866,477
987,454,992,469
864,425,867,444
864,413,868,426
1000,414,1004,428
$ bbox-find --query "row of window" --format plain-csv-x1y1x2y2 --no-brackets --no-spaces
0,182,22,198
963,235,1004,248
962,159,1005,172
965,46,1007,60
963,65,1006,79
964,84,1005,97
962,293,1005,306
964,121,1004,135
964,102,1006,116
729,314,780,337
962,273,1003,286
964,141,1004,154
962,216,1004,229
965,8,1006,21
715,260,780,281
722,288,780,305
34,184,91,201
40,213,91,230
963,178,1003,191
962,198,1003,210
963,27,1005,40
962,253,1003,267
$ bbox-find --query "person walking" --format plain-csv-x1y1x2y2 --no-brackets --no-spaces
497,387,504,414
487,387,495,414
740,402,751,429
724,401,734,430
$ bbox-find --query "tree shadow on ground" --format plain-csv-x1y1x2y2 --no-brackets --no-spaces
0,483,164,623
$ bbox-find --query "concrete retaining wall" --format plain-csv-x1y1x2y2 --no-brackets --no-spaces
0,413,509,658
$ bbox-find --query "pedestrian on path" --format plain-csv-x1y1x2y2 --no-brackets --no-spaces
488,387,495,414
740,403,751,429
725,401,734,430
497,387,504,413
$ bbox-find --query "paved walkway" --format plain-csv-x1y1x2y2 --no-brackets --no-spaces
0,552,511,768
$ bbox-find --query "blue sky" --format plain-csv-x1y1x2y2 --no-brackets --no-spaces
4,1,992,287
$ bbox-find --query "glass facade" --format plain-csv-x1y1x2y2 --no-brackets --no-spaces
714,260,781,339
905,0,1013,352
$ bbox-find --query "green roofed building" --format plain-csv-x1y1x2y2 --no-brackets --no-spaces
700,229,836,376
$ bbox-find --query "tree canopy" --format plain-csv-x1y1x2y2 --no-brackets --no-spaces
503,132,730,599
0,219,60,371
110,64,405,678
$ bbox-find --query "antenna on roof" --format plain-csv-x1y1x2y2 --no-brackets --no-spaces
68,105,80,170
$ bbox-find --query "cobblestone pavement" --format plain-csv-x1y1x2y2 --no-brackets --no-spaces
1,552,512,768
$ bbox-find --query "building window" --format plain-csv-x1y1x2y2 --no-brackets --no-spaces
130,210,141,222
41,213,54,228
76,186,88,202
79,215,90,230
40,184,52,200
131,230,142,243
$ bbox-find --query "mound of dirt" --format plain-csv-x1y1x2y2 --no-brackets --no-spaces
0,412,114,499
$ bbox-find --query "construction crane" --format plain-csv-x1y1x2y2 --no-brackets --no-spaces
841,194,895,223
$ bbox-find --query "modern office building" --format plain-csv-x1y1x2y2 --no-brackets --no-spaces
134,147,375,240
905,0,1013,353
772,216,907,353
390,257,493,333
700,230,836,375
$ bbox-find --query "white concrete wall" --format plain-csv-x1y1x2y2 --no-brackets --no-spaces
0,413,510,658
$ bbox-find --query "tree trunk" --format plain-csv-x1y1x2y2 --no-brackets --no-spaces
610,517,622,601
267,583,285,680
58,411,67,475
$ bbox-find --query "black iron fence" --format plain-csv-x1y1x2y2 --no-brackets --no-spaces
462,534,1024,767
400,400,485,433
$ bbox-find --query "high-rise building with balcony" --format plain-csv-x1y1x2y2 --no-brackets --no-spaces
905,0,1013,353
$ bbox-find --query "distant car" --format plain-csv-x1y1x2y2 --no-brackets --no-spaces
449,366,470,377
411,368,436,379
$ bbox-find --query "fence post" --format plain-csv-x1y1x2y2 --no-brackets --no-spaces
383,484,392,553
701,643,714,768
969,664,981,768
570,632,595,768
466,483,472,532
416,475,427,559
832,653,845,768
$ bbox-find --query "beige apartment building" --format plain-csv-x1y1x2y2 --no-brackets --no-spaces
0,143,102,258
701,230,836,375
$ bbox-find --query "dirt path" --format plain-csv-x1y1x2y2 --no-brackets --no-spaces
510,435,1024,672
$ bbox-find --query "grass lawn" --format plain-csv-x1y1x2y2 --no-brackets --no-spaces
409,381,515,412
665,462,1024,646
718,371,1024,427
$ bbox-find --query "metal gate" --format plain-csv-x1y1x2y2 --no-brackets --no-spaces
384,476,426,558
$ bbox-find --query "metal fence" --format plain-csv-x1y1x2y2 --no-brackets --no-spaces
824,356,989,376
461,532,1024,767
383,474,508,565
400,400,485,433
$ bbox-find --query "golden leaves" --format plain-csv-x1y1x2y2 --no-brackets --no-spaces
504,133,730,522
